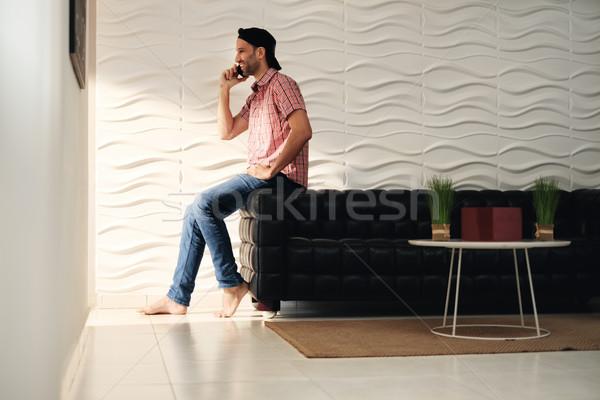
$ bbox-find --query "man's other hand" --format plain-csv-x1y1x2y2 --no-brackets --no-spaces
245,164,274,180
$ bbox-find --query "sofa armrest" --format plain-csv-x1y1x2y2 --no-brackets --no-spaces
239,188,308,301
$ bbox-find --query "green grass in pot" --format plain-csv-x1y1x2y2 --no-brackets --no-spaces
426,176,454,224
533,177,560,226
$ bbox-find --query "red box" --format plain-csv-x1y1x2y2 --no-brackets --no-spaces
461,207,522,242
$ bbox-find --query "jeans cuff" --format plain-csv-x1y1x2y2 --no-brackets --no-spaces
166,291,190,307
217,277,246,289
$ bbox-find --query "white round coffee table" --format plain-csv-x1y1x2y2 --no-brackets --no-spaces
408,239,571,340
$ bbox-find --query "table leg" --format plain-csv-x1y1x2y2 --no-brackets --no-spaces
428,244,551,340
513,249,525,327
451,248,463,337
442,248,455,327
524,248,541,336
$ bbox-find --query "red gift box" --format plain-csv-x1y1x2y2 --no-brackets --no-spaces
461,207,522,242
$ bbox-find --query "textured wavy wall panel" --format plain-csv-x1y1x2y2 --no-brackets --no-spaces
96,0,600,301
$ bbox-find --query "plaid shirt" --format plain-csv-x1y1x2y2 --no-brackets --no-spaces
239,68,309,188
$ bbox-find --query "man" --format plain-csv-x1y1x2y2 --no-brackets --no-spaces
138,27,312,317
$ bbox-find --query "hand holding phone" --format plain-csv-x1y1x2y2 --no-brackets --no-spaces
220,65,246,89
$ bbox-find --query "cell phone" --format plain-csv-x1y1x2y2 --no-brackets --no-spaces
236,64,244,78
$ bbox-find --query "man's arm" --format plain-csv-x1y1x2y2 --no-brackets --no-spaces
217,66,248,140
246,109,312,180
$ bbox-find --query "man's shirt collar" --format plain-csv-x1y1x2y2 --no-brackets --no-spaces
251,68,278,92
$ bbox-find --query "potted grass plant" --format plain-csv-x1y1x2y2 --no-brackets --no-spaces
533,177,560,241
426,176,454,241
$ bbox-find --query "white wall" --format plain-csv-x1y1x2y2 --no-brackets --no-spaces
95,0,600,306
0,1,91,399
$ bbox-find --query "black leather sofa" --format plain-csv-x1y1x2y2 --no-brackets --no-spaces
239,188,600,317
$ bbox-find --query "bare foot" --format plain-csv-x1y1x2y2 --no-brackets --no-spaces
137,296,188,315
214,282,249,318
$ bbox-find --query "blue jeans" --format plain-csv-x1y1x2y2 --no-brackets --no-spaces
167,172,302,307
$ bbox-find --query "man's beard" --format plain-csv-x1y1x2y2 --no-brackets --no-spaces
244,52,259,76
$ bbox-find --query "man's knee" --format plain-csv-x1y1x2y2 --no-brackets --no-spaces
191,180,249,221
184,203,194,220
191,191,215,220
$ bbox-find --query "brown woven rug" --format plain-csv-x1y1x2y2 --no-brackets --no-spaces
265,315,600,358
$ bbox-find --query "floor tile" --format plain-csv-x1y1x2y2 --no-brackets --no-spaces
165,359,308,384
315,375,497,400
456,352,560,373
68,384,175,400
66,307,600,400
570,368,600,382
290,357,425,379
86,309,153,332
173,380,333,400
81,331,163,364
474,369,600,400
159,341,288,363
532,350,600,370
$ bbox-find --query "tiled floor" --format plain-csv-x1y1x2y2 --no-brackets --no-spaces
67,303,600,400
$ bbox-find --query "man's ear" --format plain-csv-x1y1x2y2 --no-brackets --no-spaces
256,46,266,60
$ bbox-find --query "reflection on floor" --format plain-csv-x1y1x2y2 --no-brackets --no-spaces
67,300,600,400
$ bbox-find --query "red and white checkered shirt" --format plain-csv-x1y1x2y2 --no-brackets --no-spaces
239,68,309,188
